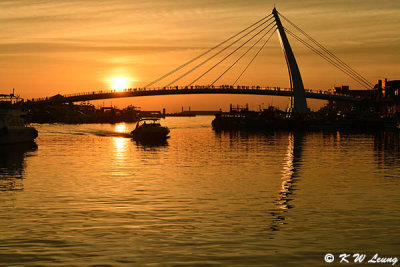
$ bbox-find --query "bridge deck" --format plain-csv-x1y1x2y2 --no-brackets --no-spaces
29,86,362,104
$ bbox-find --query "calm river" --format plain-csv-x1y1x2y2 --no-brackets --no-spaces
1,116,399,266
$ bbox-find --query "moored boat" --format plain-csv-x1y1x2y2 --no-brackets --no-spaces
130,118,170,140
0,93,38,145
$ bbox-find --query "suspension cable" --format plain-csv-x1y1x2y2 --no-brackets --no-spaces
279,12,373,88
164,15,275,87
211,26,276,86
145,14,272,88
286,29,371,89
233,28,277,86
187,20,276,86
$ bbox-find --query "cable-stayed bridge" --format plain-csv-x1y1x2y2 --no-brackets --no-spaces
30,86,362,104
30,8,372,109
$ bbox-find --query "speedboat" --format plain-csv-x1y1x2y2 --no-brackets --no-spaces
130,118,169,140
0,93,38,145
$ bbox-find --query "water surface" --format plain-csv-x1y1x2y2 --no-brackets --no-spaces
1,117,399,266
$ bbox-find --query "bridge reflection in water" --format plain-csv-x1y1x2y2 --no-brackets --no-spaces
270,131,305,232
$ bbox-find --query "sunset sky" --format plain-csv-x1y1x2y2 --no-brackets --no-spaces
1,0,399,111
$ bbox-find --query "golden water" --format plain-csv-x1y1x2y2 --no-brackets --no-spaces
1,117,399,266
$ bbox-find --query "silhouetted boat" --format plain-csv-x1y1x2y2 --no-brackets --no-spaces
212,104,270,131
0,93,38,145
212,104,400,131
130,118,169,140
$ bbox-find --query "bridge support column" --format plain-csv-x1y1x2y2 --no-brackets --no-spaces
272,8,308,113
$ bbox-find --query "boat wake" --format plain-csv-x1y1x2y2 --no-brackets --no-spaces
44,129,132,138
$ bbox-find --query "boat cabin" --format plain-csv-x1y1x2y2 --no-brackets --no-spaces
135,118,162,128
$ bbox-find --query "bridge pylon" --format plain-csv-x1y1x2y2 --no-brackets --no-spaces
272,8,308,113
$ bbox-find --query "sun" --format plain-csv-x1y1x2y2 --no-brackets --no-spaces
111,77,129,91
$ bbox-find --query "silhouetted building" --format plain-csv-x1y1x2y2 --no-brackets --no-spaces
377,78,400,99
334,85,349,93
335,85,377,98
375,78,400,114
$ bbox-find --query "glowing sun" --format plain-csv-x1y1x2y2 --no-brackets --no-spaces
111,77,129,91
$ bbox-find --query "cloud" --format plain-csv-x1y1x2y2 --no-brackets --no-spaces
0,0,399,95
0,42,206,55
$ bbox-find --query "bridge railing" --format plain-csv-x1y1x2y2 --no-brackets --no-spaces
29,85,354,102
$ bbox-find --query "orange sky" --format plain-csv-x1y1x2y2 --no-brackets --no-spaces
1,0,399,111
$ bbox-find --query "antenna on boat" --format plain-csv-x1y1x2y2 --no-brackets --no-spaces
12,88,15,97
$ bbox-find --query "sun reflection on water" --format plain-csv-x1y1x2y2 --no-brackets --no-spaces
113,137,130,164
114,123,128,133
